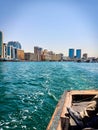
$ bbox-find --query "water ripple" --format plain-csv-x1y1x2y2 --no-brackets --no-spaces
0,62,98,130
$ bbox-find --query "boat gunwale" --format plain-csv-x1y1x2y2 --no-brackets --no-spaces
47,90,98,130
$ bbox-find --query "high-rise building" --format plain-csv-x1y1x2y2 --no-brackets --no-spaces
0,31,3,58
69,49,74,59
34,46,43,61
76,49,81,59
2,43,7,59
34,46,38,55
34,46,39,61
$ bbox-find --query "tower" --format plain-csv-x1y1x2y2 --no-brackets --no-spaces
69,49,74,59
76,49,81,59
0,31,3,58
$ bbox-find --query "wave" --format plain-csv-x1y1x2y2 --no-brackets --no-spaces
48,90,58,102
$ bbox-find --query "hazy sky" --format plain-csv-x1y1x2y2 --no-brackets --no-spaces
0,0,98,57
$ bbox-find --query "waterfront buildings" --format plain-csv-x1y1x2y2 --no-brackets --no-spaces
1,31,24,61
0,31,3,58
0,30,64,61
69,49,74,59
76,49,81,59
0,30,97,62
2,41,24,60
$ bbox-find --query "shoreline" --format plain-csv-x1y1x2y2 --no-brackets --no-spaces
0,59,98,63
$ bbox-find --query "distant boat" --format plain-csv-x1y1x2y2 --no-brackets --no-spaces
46,90,98,130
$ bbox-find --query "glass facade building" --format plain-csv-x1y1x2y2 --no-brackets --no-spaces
7,41,22,59
8,41,21,49
76,49,81,59
7,46,10,56
0,31,3,58
69,49,74,59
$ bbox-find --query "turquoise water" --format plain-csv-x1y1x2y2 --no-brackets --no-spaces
0,62,98,130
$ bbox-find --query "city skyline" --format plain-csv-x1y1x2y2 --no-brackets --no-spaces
0,30,97,58
0,32,98,62
0,0,98,57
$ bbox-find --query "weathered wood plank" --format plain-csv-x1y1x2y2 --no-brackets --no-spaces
47,90,98,130
46,91,68,130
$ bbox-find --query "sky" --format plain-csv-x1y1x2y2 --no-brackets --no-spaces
0,0,98,57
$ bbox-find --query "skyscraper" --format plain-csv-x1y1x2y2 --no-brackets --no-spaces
0,31,3,58
69,49,74,59
76,49,81,59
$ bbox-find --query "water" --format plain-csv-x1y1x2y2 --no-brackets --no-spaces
0,62,98,130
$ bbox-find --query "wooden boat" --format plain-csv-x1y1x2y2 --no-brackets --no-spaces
46,90,98,130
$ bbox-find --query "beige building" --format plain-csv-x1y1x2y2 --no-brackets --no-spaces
50,53,63,61
2,43,7,59
55,54,63,61
42,49,63,61
42,49,51,61
17,49,24,60
51,53,56,61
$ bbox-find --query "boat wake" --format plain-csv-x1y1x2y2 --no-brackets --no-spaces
48,90,58,102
